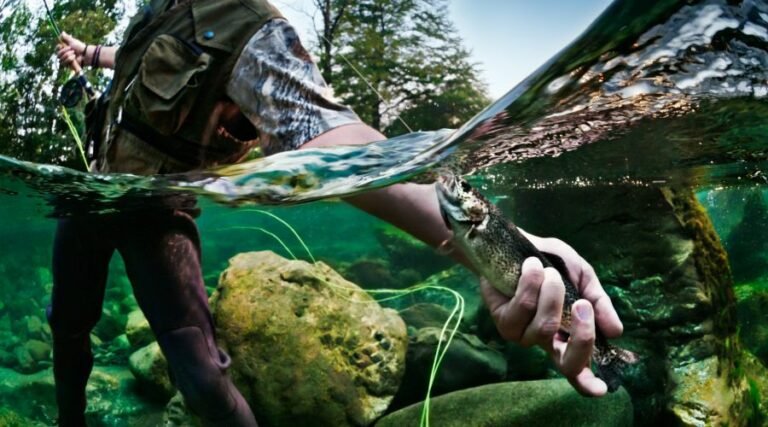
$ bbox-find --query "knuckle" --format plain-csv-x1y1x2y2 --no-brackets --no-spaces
516,296,538,313
537,318,560,339
543,267,564,285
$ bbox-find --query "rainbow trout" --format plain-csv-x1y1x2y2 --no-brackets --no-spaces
435,173,637,392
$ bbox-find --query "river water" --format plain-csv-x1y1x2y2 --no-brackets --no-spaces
0,0,767,425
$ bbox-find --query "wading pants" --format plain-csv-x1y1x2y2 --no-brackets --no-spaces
47,209,256,427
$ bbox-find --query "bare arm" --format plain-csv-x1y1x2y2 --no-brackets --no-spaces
302,123,622,396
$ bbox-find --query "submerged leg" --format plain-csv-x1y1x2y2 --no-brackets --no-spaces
49,218,114,427
117,209,257,426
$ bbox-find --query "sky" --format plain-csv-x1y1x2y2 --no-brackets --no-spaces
272,0,614,100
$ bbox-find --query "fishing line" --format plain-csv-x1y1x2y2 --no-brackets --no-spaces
220,225,298,260
319,34,414,134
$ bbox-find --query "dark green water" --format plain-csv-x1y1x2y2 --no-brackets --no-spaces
1,0,768,425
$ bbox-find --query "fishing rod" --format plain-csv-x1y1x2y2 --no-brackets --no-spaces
41,0,96,169
43,0,99,106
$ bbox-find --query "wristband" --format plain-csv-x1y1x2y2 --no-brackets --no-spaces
83,45,90,65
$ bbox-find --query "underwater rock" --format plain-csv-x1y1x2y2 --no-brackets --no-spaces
0,407,35,426
13,346,35,373
735,285,768,367
93,308,126,343
373,226,455,283
402,265,480,314
24,339,50,362
376,379,633,427
668,356,746,426
501,185,745,425
399,303,458,330
209,251,408,427
125,309,153,350
342,259,401,289
741,351,768,425
389,327,506,410
0,365,163,425
128,342,175,403
163,392,198,427
23,315,44,340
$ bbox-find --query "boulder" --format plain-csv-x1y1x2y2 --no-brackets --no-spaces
125,309,153,350
376,380,633,427
128,342,175,402
24,339,50,362
209,251,408,427
390,327,506,410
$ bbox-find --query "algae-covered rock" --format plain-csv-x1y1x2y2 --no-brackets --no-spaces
390,327,506,410
376,380,633,427
668,355,745,426
741,351,768,425
399,303,457,330
24,339,50,362
0,366,164,425
125,309,153,350
210,251,408,427
128,342,175,402
0,407,36,426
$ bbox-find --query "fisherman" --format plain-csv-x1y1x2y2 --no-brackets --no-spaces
53,0,624,425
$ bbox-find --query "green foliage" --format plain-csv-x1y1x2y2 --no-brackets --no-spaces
0,0,123,168
747,378,765,427
314,0,489,134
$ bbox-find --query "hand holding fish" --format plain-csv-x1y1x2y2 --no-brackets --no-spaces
436,173,637,396
479,249,619,397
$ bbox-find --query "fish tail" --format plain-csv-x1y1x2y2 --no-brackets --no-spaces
594,343,639,393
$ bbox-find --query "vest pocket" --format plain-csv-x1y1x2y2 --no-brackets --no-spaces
129,34,212,135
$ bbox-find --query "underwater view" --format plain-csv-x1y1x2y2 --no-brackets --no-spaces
1,0,768,425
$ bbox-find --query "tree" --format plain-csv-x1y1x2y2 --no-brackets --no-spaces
312,0,489,135
311,0,350,85
0,0,123,169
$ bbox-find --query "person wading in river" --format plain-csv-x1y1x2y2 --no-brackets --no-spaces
53,0,624,425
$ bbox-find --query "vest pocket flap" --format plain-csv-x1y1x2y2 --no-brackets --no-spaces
140,34,211,100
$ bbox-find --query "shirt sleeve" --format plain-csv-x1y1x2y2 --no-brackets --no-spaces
226,19,361,155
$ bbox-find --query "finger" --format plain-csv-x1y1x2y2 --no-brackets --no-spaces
60,51,77,66
502,257,546,342
558,300,595,378
520,266,564,348
479,277,509,313
577,264,623,338
60,31,73,45
567,367,608,397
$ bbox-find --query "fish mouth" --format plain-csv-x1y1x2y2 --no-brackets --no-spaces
436,173,480,227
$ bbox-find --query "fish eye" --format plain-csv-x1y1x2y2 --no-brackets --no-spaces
460,180,472,192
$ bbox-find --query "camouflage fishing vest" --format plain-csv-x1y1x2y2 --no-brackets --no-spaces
95,0,282,174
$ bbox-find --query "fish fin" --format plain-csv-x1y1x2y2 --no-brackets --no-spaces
594,344,639,393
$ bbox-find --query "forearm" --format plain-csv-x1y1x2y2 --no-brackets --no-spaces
82,45,117,70
301,124,473,269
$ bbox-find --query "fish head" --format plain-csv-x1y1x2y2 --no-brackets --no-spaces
435,173,490,233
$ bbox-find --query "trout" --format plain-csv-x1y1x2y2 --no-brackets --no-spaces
435,173,637,392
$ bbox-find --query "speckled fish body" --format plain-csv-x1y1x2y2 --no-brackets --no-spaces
435,173,637,392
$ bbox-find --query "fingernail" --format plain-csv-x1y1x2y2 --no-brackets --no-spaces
576,304,592,321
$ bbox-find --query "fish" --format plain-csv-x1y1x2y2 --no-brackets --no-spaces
435,172,637,392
